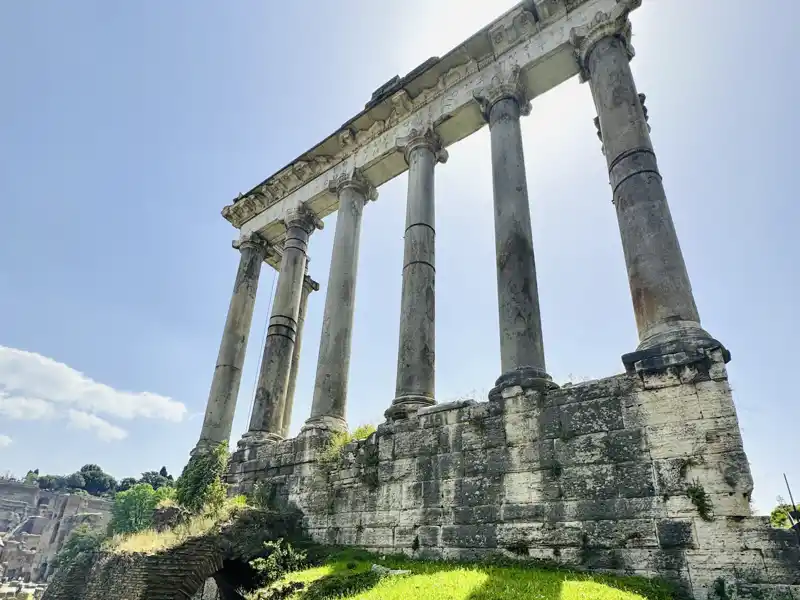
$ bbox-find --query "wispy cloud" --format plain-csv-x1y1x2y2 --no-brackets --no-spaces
67,410,128,442
0,346,187,441
0,434,11,448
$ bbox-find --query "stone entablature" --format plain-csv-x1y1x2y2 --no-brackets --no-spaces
221,0,628,248
227,353,800,599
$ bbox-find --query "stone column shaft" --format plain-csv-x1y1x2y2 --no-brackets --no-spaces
282,273,318,438
246,206,321,442
195,235,268,452
475,69,553,398
388,129,447,419
571,1,721,366
305,170,377,432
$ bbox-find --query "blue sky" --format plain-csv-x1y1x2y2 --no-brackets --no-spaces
0,0,797,513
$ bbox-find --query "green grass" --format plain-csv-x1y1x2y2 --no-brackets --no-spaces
249,548,677,600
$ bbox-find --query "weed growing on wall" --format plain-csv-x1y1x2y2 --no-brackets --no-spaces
175,443,229,514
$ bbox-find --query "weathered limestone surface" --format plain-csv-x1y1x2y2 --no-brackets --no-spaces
390,129,446,418
475,71,551,395
283,272,319,438
196,234,269,452
245,207,321,444
229,353,800,600
306,171,376,433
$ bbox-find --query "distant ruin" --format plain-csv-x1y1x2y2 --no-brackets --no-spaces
0,481,110,584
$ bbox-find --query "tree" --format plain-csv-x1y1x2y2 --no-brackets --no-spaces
109,483,160,535
52,524,105,571
23,469,39,484
159,466,169,478
79,464,116,496
37,475,67,492
139,471,171,491
65,472,86,490
770,502,796,529
117,477,138,493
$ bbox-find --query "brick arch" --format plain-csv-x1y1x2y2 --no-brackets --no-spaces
41,509,303,600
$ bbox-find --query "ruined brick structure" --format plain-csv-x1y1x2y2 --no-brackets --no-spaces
40,510,300,600
0,482,111,583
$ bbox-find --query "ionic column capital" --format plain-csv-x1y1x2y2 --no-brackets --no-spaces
328,168,378,202
396,128,449,165
232,232,270,255
570,0,640,82
303,274,320,293
284,205,324,234
473,65,532,121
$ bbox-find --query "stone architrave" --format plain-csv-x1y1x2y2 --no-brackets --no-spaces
282,271,319,438
571,0,725,369
387,128,448,420
474,67,554,398
194,233,270,454
244,206,322,446
304,169,377,433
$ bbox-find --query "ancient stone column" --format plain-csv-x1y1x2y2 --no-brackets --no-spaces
571,0,723,368
282,271,319,438
305,169,377,433
244,206,322,446
474,67,554,399
386,129,448,420
194,233,269,454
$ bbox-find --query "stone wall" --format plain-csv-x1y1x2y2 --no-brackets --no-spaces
227,350,800,599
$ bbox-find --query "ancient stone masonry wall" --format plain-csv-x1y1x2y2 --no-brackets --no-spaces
228,351,800,600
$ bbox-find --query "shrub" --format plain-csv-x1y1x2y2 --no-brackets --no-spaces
52,524,105,571
110,483,160,535
250,539,308,586
175,443,229,514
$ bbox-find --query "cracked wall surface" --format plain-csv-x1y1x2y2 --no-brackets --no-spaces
228,351,800,600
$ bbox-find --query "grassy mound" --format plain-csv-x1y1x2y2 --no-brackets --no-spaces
250,548,677,600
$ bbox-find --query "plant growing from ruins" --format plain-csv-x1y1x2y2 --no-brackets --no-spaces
109,483,173,535
51,524,105,571
317,425,376,465
175,442,229,514
686,479,714,521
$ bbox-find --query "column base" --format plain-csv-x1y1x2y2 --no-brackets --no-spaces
385,394,435,421
190,438,225,457
488,366,558,401
623,336,730,375
301,414,348,434
234,430,282,462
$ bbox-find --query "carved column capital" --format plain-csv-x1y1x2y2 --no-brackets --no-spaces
396,128,449,165
570,0,641,82
328,168,378,202
284,205,324,234
303,274,320,293
473,65,532,121
232,232,270,255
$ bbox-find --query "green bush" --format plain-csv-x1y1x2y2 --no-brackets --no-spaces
317,425,376,465
175,443,229,513
52,524,105,571
110,483,161,535
250,539,308,587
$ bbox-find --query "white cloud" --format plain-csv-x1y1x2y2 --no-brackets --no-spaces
0,394,57,420
67,410,128,442
0,346,186,422
0,434,11,448
0,346,187,442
